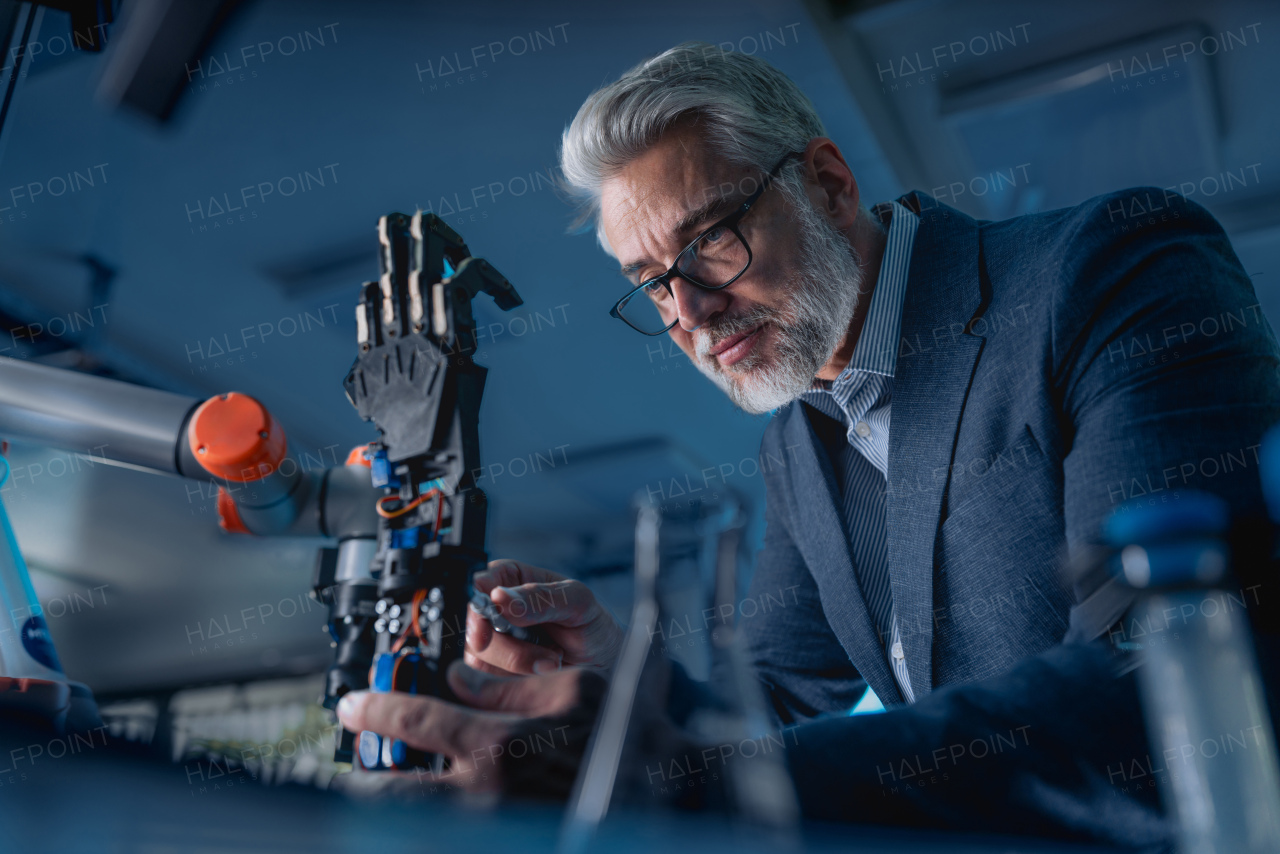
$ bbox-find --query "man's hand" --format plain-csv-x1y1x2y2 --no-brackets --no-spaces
332,659,603,798
466,560,624,676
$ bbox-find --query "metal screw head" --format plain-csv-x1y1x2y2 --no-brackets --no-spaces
426,606,440,622
259,431,269,439
343,615,353,625
374,618,387,633
387,619,401,634
428,587,442,603
375,599,388,615
197,446,206,454
388,604,402,619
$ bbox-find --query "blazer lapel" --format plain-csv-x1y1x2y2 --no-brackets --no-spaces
781,406,901,705
886,193,986,698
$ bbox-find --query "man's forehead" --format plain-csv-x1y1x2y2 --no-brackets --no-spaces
600,177,686,241
603,151,709,219
600,139,737,254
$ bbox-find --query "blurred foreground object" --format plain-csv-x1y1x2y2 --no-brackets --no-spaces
561,497,799,853
1105,484,1280,854
0,451,101,734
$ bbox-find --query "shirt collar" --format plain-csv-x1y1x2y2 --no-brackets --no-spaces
845,199,918,379
805,200,918,396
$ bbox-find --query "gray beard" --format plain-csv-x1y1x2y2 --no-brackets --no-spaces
692,197,865,415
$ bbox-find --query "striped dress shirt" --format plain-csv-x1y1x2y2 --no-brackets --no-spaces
799,200,920,704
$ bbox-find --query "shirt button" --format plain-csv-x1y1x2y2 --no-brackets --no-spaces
855,421,871,438
891,642,904,660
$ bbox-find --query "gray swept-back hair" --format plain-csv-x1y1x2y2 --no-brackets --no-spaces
559,41,826,255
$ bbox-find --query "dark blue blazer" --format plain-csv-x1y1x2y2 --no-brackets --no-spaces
748,189,1280,845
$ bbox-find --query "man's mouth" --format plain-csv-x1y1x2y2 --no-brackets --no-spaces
708,324,764,368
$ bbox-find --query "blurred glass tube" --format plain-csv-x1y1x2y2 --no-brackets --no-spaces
1134,583,1280,854
0,453,103,735
0,454,66,683
559,502,662,854
560,496,798,854
1108,492,1280,854
683,498,799,831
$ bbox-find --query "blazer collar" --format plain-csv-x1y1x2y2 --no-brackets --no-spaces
884,191,986,696
777,193,986,701
779,405,902,704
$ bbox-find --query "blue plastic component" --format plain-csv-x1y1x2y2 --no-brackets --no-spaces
390,527,420,549
385,652,424,769
443,258,455,278
369,449,398,489
1103,490,1229,547
371,652,396,693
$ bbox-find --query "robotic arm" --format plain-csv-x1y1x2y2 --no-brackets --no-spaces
0,357,379,733
0,354,379,542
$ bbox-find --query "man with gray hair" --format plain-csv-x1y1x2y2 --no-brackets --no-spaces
336,42,1280,844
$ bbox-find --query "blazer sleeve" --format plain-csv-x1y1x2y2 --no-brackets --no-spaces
1048,188,1280,635
783,641,1169,847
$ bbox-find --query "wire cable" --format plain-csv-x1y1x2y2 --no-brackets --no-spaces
376,489,440,519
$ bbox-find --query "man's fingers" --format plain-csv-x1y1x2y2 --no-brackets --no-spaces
472,559,566,595
463,649,519,677
336,690,510,760
466,626,562,675
466,605,494,653
490,580,596,628
447,660,580,717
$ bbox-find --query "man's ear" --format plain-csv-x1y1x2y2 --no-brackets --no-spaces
801,137,860,231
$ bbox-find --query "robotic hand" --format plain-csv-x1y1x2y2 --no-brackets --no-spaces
315,211,538,773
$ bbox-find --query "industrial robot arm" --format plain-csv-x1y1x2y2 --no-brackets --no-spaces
0,355,379,543
0,357,380,733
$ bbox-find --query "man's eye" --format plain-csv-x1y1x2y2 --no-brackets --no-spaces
703,226,727,244
642,281,669,299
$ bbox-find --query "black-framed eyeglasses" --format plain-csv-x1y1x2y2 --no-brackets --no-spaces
609,152,802,336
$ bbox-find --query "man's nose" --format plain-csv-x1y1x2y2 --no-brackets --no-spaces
670,276,729,331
